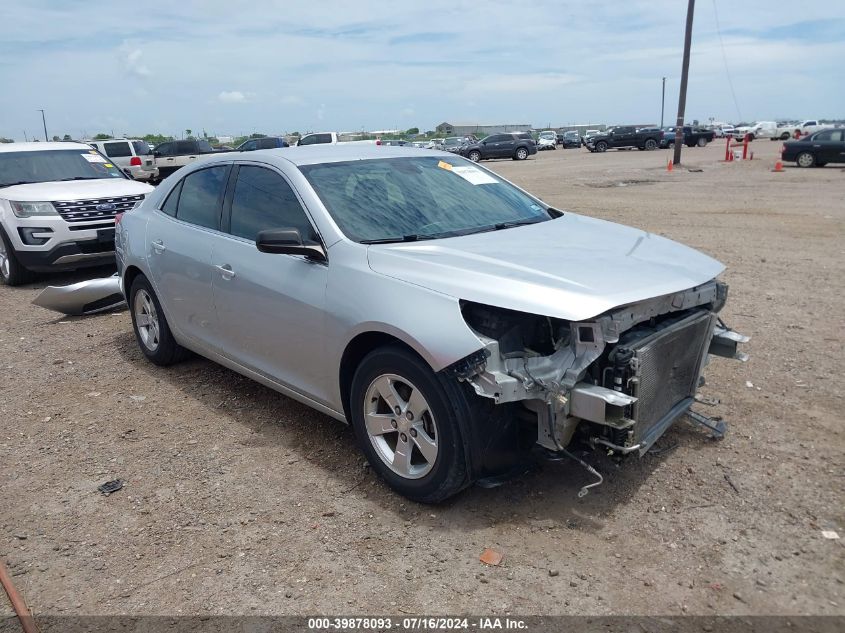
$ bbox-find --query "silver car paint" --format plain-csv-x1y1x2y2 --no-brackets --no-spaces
32,273,124,315
117,146,729,422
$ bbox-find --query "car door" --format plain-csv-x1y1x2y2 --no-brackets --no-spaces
612,127,634,147
146,164,231,351
811,129,844,163
210,163,329,400
153,142,178,176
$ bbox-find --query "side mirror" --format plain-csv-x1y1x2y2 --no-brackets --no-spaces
122,168,134,178
256,228,326,261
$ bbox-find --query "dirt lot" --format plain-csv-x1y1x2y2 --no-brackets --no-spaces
1,141,843,619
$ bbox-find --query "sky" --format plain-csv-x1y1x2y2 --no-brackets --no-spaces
1,0,843,141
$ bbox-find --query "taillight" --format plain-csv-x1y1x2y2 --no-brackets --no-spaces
376,139,382,145
130,156,142,166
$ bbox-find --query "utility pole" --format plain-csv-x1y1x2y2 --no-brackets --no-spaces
37,109,48,141
660,77,666,128
673,0,695,165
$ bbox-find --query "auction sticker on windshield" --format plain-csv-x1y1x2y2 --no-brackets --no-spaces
82,153,107,163
438,160,498,185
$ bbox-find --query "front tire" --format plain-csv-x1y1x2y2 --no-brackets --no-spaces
644,139,657,150
0,226,36,286
467,150,481,162
697,137,708,147
350,346,471,503
796,152,815,168
514,147,529,160
595,141,608,153
129,275,189,366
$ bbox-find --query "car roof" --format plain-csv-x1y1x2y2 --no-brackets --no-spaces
195,145,455,168
0,141,94,153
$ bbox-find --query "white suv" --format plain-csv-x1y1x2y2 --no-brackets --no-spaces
88,138,158,182
0,142,154,285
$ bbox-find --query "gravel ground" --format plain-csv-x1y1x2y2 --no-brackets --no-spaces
1,141,843,620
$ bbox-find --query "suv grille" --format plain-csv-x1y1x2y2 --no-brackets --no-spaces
54,195,144,223
630,310,714,451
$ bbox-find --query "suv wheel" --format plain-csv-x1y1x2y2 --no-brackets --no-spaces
595,141,608,152
350,346,472,503
644,139,657,151
0,226,36,286
467,150,481,162
697,137,708,147
514,147,529,160
796,152,815,168
129,275,189,366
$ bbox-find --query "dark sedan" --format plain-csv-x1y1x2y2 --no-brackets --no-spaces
461,133,537,162
781,128,845,167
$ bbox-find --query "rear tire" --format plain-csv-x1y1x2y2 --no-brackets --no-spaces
796,152,815,168
350,346,473,503
129,275,189,366
467,150,481,162
0,226,37,287
514,147,529,160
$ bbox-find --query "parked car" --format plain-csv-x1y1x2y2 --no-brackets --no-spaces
88,139,159,182
296,132,381,146
237,137,289,151
441,137,468,154
584,126,663,152
536,131,557,151
115,145,746,502
781,128,845,167
659,126,715,148
0,142,153,285
773,122,800,141
733,121,777,141
561,131,581,149
153,139,220,179
461,133,537,162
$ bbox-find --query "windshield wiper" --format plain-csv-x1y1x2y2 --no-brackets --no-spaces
361,234,430,244
492,217,547,230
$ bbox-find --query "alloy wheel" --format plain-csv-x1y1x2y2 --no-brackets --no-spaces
363,373,438,479
133,288,161,352
797,152,814,168
0,238,8,280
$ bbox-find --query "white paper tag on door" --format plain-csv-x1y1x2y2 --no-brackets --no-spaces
450,165,498,185
81,153,107,163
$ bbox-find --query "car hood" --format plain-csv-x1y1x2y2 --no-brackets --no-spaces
367,214,724,322
0,179,154,202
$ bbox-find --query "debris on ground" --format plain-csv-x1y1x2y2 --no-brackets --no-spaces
479,548,503,566
821,530,840,540
97,479,124,495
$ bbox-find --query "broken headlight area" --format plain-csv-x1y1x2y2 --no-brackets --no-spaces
457,280,748,460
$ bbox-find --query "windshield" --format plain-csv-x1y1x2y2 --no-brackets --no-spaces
300,156,552,243
443,138,464,147
564,132,578,138
131,141,151,156
539,133,555,140
0,149,127,187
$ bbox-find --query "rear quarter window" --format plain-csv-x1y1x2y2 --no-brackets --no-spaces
103,142,132,157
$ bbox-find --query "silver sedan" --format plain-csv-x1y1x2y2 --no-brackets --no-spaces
116,145,746,502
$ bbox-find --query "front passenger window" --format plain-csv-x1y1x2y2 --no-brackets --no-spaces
229,166,316,242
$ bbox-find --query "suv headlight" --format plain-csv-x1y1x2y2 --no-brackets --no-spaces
10,201,59,218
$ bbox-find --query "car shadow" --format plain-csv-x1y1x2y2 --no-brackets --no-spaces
111,327,715,535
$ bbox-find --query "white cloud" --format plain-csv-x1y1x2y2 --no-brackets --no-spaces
218,91,247,103
120,44,150,77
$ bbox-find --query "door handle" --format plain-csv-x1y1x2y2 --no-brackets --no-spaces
151,240,166,254
215,264,236,279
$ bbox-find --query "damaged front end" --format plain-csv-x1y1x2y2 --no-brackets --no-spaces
457,279,748,464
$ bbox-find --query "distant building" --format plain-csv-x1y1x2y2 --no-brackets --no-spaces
555,123,608,135
435,122,533,137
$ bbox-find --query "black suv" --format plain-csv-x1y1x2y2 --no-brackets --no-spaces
461,133,537,162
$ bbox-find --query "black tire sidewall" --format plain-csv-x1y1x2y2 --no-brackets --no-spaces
350,346,468,503
796,152,815,168
0,225,34,286
515,147,528,160
129,275,184,365
596,142,607,152
469,151,481,162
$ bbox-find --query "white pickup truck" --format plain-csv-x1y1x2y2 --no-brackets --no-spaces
773,120,826,140
296,132,381,146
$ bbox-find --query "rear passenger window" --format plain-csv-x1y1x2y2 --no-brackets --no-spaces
175,141,195,155
316,134,333,144
228,166,316,242
175,166,228,230
160,180,183,217
103,142,132,157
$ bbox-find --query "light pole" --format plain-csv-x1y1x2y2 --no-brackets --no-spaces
660,77,666,128
37,109,48,141
673,0,695,166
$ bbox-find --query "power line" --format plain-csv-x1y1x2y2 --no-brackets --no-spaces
712,0,742,121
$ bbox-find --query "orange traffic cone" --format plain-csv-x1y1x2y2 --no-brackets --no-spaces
773,160,783,172
667,158,673,172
